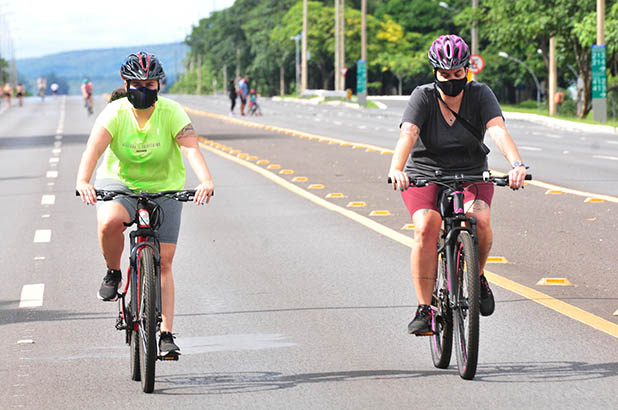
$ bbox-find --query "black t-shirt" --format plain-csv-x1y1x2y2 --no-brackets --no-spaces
401,81,503,178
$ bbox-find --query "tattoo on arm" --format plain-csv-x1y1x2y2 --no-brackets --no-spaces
401,122,420,140
176,124,196,140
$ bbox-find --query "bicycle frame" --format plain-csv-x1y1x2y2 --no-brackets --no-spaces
438,183,478,311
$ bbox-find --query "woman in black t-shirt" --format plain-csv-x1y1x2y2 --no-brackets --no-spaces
388,34,528,335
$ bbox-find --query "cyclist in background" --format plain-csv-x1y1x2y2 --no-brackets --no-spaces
2,83,12,107
16,83,26,107
388,34,527,335
75,52,215,356
81,77,94,115
37,75,47,100
50,83,59,96
248,88,261,116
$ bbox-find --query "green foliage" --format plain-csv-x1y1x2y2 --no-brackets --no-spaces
176,0,618,117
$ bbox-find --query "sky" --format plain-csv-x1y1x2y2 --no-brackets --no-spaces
0,0,236,59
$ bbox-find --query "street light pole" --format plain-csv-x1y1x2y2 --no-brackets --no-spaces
499,52,541,111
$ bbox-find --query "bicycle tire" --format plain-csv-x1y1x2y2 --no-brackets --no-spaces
138,247,157,393
453,231,480,380
430,254,453,369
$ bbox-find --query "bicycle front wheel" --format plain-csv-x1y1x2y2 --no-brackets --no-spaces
453,231,480,380
138,247,158,393
430,253,452,369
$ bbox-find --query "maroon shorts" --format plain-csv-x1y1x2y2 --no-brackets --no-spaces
401,182,494,219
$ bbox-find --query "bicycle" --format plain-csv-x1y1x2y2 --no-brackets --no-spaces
248,100,262,116
391,170,531,380
76,189,197,393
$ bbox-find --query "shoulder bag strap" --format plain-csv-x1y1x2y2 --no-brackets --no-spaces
434,85,490,155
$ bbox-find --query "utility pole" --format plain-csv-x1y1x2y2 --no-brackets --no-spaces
196,54,202,94
470,0,479,81
334,0,339,90
592,0,607,122
548,37,557,115
223,64,227,96
339,0,345,91
357,0,367,107
301,0,308,93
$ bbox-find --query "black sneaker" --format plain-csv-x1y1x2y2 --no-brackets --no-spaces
407,305,433,335
97,269,121,301
159,332,181,357
479,274,495,316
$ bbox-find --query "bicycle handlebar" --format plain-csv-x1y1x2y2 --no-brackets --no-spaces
75,189,202,202
387,172,533,187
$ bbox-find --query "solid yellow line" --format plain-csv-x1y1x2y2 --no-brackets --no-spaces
191,111,618,339
485,272,618,338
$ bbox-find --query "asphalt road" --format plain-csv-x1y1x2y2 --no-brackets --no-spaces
1,95,617,409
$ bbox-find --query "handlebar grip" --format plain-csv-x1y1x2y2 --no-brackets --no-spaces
525,174,532,180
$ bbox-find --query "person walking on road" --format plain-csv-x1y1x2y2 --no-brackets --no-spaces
388,34,527,335
238,76,248,116
75,51,215,357
228,79,237,115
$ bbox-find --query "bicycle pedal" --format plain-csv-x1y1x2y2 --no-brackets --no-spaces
159,353,180,361
414,331,434,337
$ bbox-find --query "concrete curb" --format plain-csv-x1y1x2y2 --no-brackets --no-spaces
503,111,618,135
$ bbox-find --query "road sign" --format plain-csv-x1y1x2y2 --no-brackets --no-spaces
592,45,607,99
469,54,485,74
356,60,367,94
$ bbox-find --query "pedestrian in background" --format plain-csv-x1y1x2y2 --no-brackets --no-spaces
238,76,248,116
228,79,237,115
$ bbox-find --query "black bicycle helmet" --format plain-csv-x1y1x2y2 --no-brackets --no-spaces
120,51,165,81
428,34,470,70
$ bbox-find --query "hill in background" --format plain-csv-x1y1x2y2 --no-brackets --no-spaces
16,42,188,96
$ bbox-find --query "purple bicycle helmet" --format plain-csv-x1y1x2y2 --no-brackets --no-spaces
428,35,470,70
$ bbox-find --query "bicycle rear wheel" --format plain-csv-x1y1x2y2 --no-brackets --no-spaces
430,254,453,369
453,231,480,380
138,247,158,393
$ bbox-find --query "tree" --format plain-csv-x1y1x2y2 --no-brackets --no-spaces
482,0,610,118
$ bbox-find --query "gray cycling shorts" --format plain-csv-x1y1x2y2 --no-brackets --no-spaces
94,179,183,244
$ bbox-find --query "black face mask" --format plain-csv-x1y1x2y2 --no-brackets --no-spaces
127,86,158,109
435,76,467,97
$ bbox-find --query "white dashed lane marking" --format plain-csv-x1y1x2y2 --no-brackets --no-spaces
519,146,543,151
19,284,45,308
41,195,55,205
593,155,618,161
46,171,58,178
33,230,51,243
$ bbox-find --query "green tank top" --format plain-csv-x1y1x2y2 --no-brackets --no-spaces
95,96,191,192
